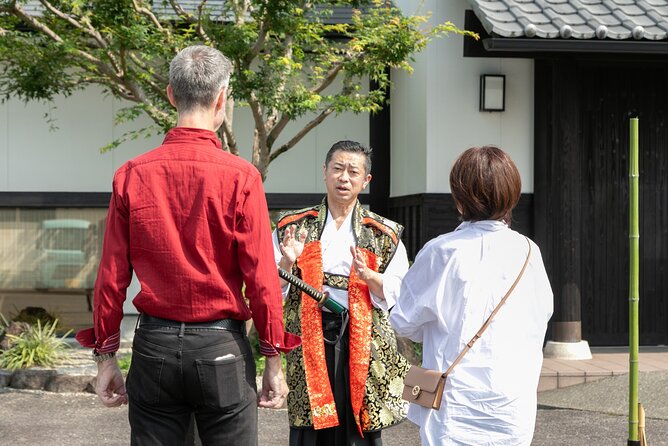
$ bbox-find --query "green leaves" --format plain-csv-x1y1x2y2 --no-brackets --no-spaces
0,320,72,371
0,34,80,101
0,0,476,178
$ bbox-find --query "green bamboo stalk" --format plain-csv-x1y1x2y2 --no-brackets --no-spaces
628,117,640,445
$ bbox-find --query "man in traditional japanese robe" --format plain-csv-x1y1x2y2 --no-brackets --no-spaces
273,140,410,446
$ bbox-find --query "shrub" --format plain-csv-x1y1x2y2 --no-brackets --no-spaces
0,320,71,370
117,352,132,375
11,306,58,328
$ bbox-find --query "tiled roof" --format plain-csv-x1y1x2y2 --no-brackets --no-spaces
17,2,361,25
469,0,668,40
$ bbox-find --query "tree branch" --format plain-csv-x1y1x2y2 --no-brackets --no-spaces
11,4,64,43
196,1,212,45
128,54,169,101
222,120,239,155
266,114,290,148
131,0,167,33
312,62,345,94
168,0,196,22
168,0,211,44
248,93,268,145
38,0,122,74
269,107,334,163
245,20,266,65
10,2,132,87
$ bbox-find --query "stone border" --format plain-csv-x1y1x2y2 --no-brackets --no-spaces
0,346,108,393
0,368,95,393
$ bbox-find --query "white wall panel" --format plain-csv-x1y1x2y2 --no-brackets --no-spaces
0,97,7,189
1,83,367,194
6,88,114,191
390,52,428,197
393,0,535,195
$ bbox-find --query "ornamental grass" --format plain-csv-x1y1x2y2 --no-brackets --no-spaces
0,319,71,371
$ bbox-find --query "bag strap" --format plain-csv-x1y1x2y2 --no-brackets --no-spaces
442,236,532,377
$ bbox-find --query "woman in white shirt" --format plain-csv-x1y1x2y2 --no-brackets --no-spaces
390,146,553,446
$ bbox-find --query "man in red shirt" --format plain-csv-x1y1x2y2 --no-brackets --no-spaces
76,45,300,445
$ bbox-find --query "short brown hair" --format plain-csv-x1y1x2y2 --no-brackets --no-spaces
449,145,521,224
325,140,372,175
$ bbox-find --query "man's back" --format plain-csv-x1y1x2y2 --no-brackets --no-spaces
102,127,273,323
79,47,297,445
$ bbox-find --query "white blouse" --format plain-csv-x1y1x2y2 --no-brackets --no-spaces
273,209,409,310
390,220,553,446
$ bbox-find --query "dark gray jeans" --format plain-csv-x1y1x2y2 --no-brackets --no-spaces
126,323,257,446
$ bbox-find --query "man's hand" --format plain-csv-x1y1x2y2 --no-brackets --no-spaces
279,225,307,270
351,246,385,299
258,355,288,409
95,357,128,407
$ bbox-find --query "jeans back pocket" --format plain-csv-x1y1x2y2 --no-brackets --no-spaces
195,354,248,409
126,349,165,405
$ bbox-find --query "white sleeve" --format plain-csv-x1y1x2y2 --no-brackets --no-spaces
369,240,409,312
389,243,441,342
272,229,291,299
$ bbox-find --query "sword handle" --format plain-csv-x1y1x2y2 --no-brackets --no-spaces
277,268,346,315
277,268,325,301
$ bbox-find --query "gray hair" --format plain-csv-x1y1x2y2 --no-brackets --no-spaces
325,140,373,175
169,45,233,112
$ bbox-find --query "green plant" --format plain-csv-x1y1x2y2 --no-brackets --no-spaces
0,320,72,371
117,352,132,375
10,306,61,331
413,341,423,363
254,354,287,377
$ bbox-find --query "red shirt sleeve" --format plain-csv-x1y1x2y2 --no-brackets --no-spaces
236,173,300,355
76,174,131,353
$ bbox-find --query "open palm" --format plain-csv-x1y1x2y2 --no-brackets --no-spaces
280,225,307,264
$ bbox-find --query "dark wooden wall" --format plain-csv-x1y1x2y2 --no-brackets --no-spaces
535,59,668,345
388,193,534,260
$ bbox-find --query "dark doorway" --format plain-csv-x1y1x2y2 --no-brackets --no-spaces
535,59,668,345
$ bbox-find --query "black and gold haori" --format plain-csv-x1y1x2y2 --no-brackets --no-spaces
276,199,409,434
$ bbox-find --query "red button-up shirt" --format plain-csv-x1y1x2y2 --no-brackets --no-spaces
76,127,300,356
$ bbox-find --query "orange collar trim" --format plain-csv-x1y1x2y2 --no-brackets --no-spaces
278,210,319,229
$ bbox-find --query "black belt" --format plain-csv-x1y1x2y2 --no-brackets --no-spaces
138,314,244,333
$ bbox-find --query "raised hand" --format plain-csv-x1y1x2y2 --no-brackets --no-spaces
351,246,385,300
350,246,372,281
279,225,307,267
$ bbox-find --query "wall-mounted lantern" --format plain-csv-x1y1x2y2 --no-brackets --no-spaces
480,74,505,112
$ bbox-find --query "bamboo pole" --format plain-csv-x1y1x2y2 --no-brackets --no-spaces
639,403,647,446
628,117,640,445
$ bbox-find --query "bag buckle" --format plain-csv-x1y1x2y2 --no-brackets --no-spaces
411,385,421,397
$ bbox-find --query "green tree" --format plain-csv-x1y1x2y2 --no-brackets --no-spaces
0,0,475,179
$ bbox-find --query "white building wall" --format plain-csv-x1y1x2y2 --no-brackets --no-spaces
393,0,534,195
232,104,369,195
0,97,7,189
390,50,428,197
0,86,367,194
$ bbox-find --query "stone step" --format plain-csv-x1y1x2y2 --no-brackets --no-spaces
0,345,130,393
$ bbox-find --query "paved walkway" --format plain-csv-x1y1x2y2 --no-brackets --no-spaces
539,346,668,392
3,345,668,445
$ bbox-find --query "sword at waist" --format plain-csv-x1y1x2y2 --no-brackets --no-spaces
277,268,347,315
